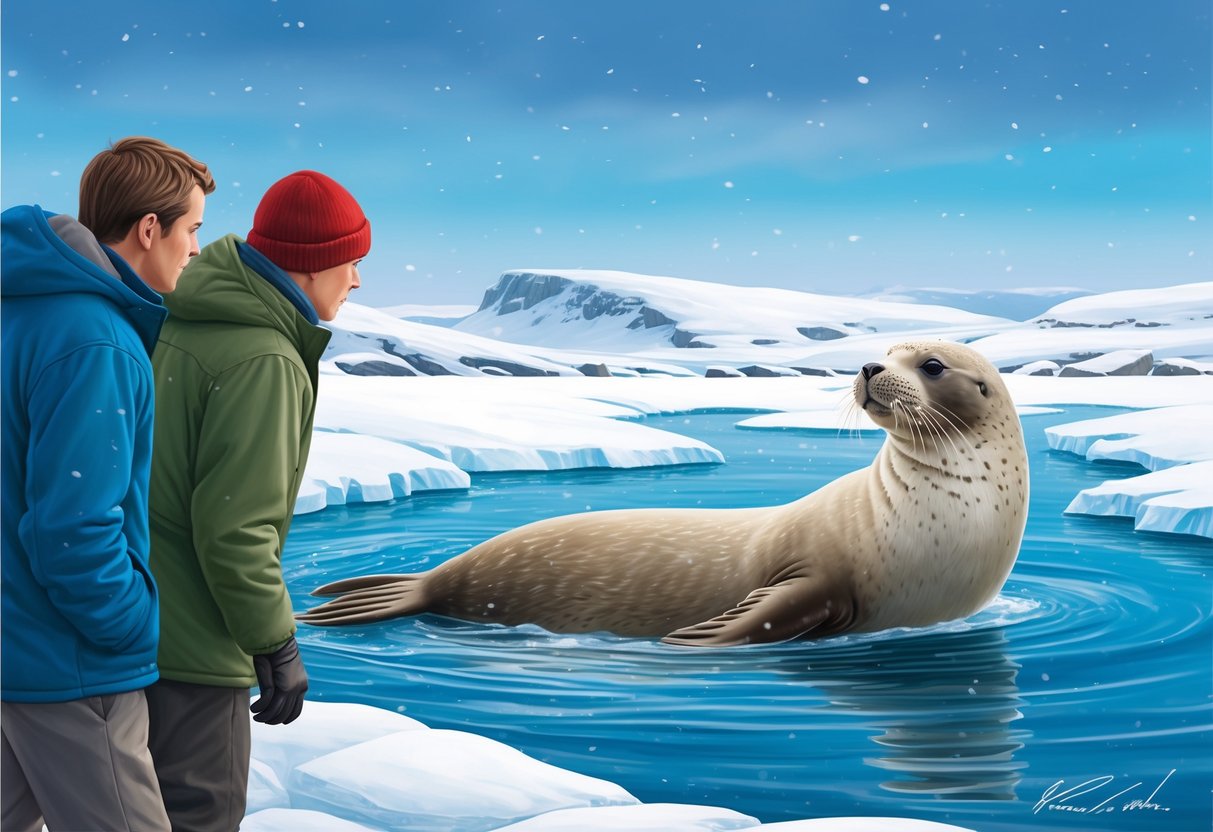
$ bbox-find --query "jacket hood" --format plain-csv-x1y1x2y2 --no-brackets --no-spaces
1,205,166,351
166,234,326,354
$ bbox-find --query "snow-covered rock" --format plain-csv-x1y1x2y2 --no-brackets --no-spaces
737,364,802,378
1152,357,1213,376
1012,359,1060,376
1057,349,1153,377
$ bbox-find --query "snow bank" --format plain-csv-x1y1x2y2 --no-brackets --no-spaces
244,700,975,832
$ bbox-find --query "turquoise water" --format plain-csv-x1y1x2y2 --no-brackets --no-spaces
284,407,1212,832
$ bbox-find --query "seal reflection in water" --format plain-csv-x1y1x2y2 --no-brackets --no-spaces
298,341,1029,646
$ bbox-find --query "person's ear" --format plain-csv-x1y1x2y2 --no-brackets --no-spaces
134,213,158,252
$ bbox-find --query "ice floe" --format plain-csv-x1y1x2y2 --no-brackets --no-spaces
242,700,976,832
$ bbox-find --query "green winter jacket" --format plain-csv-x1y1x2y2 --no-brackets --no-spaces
148,234,331,687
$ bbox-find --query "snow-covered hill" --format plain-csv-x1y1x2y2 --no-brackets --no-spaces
970,281,1213,370
863,286,1093,321
331,275,1213,378
454,269,1014,354
324,303,577,378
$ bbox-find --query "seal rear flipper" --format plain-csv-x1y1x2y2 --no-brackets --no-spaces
296,575,428,627
661,578,854,647
309,573,419,596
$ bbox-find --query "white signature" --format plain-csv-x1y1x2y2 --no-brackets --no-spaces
1034,769,1176,816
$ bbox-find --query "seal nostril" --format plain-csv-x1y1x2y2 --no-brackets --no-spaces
862,363,885,380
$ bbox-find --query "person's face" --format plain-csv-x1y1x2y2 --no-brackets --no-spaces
144,185,205,294
307,258,363,321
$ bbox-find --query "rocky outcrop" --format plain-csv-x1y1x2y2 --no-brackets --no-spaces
738,365,799,377
1058,350,1154,377
797,326,847,341
458,357,560,377
576,363,612,377
1012,360,1061,377
480,272,573,314
336,360,416,377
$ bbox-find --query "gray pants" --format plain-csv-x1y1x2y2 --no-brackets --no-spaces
1,689,171,832
146,679,251,832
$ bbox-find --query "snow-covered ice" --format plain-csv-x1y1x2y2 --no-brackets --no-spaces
312,375,727,475
296,432,471,515
1063,461,1213,539
1046,405,1213,538
242,700,976,832
1045,405,1213,469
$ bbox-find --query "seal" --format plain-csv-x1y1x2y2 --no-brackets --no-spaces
298,341,1029,646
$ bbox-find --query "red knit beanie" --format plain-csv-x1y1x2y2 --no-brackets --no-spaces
247,170,371,272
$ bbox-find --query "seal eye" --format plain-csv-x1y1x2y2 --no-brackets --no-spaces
921,359,946,377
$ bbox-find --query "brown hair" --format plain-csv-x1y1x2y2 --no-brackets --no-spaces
78,136,216,244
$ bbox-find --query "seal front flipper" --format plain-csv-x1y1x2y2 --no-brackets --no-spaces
661,578,855,647
297,574,429,626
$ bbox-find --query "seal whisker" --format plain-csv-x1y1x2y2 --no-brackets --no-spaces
921,402,977,459
925,399,975,438
917,405,962,462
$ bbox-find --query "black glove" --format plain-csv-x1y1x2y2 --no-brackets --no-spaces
250,636,308,725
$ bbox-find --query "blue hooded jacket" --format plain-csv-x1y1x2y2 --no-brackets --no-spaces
1,205,167,702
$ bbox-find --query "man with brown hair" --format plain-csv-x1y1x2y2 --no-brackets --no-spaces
1,136,214,832
147,169,369,830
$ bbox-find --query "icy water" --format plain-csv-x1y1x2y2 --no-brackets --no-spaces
284,407,1212,832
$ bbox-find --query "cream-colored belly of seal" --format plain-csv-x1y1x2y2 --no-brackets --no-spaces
299,341,1029,646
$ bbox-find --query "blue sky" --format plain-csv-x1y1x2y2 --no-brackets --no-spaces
3,0,1209,307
